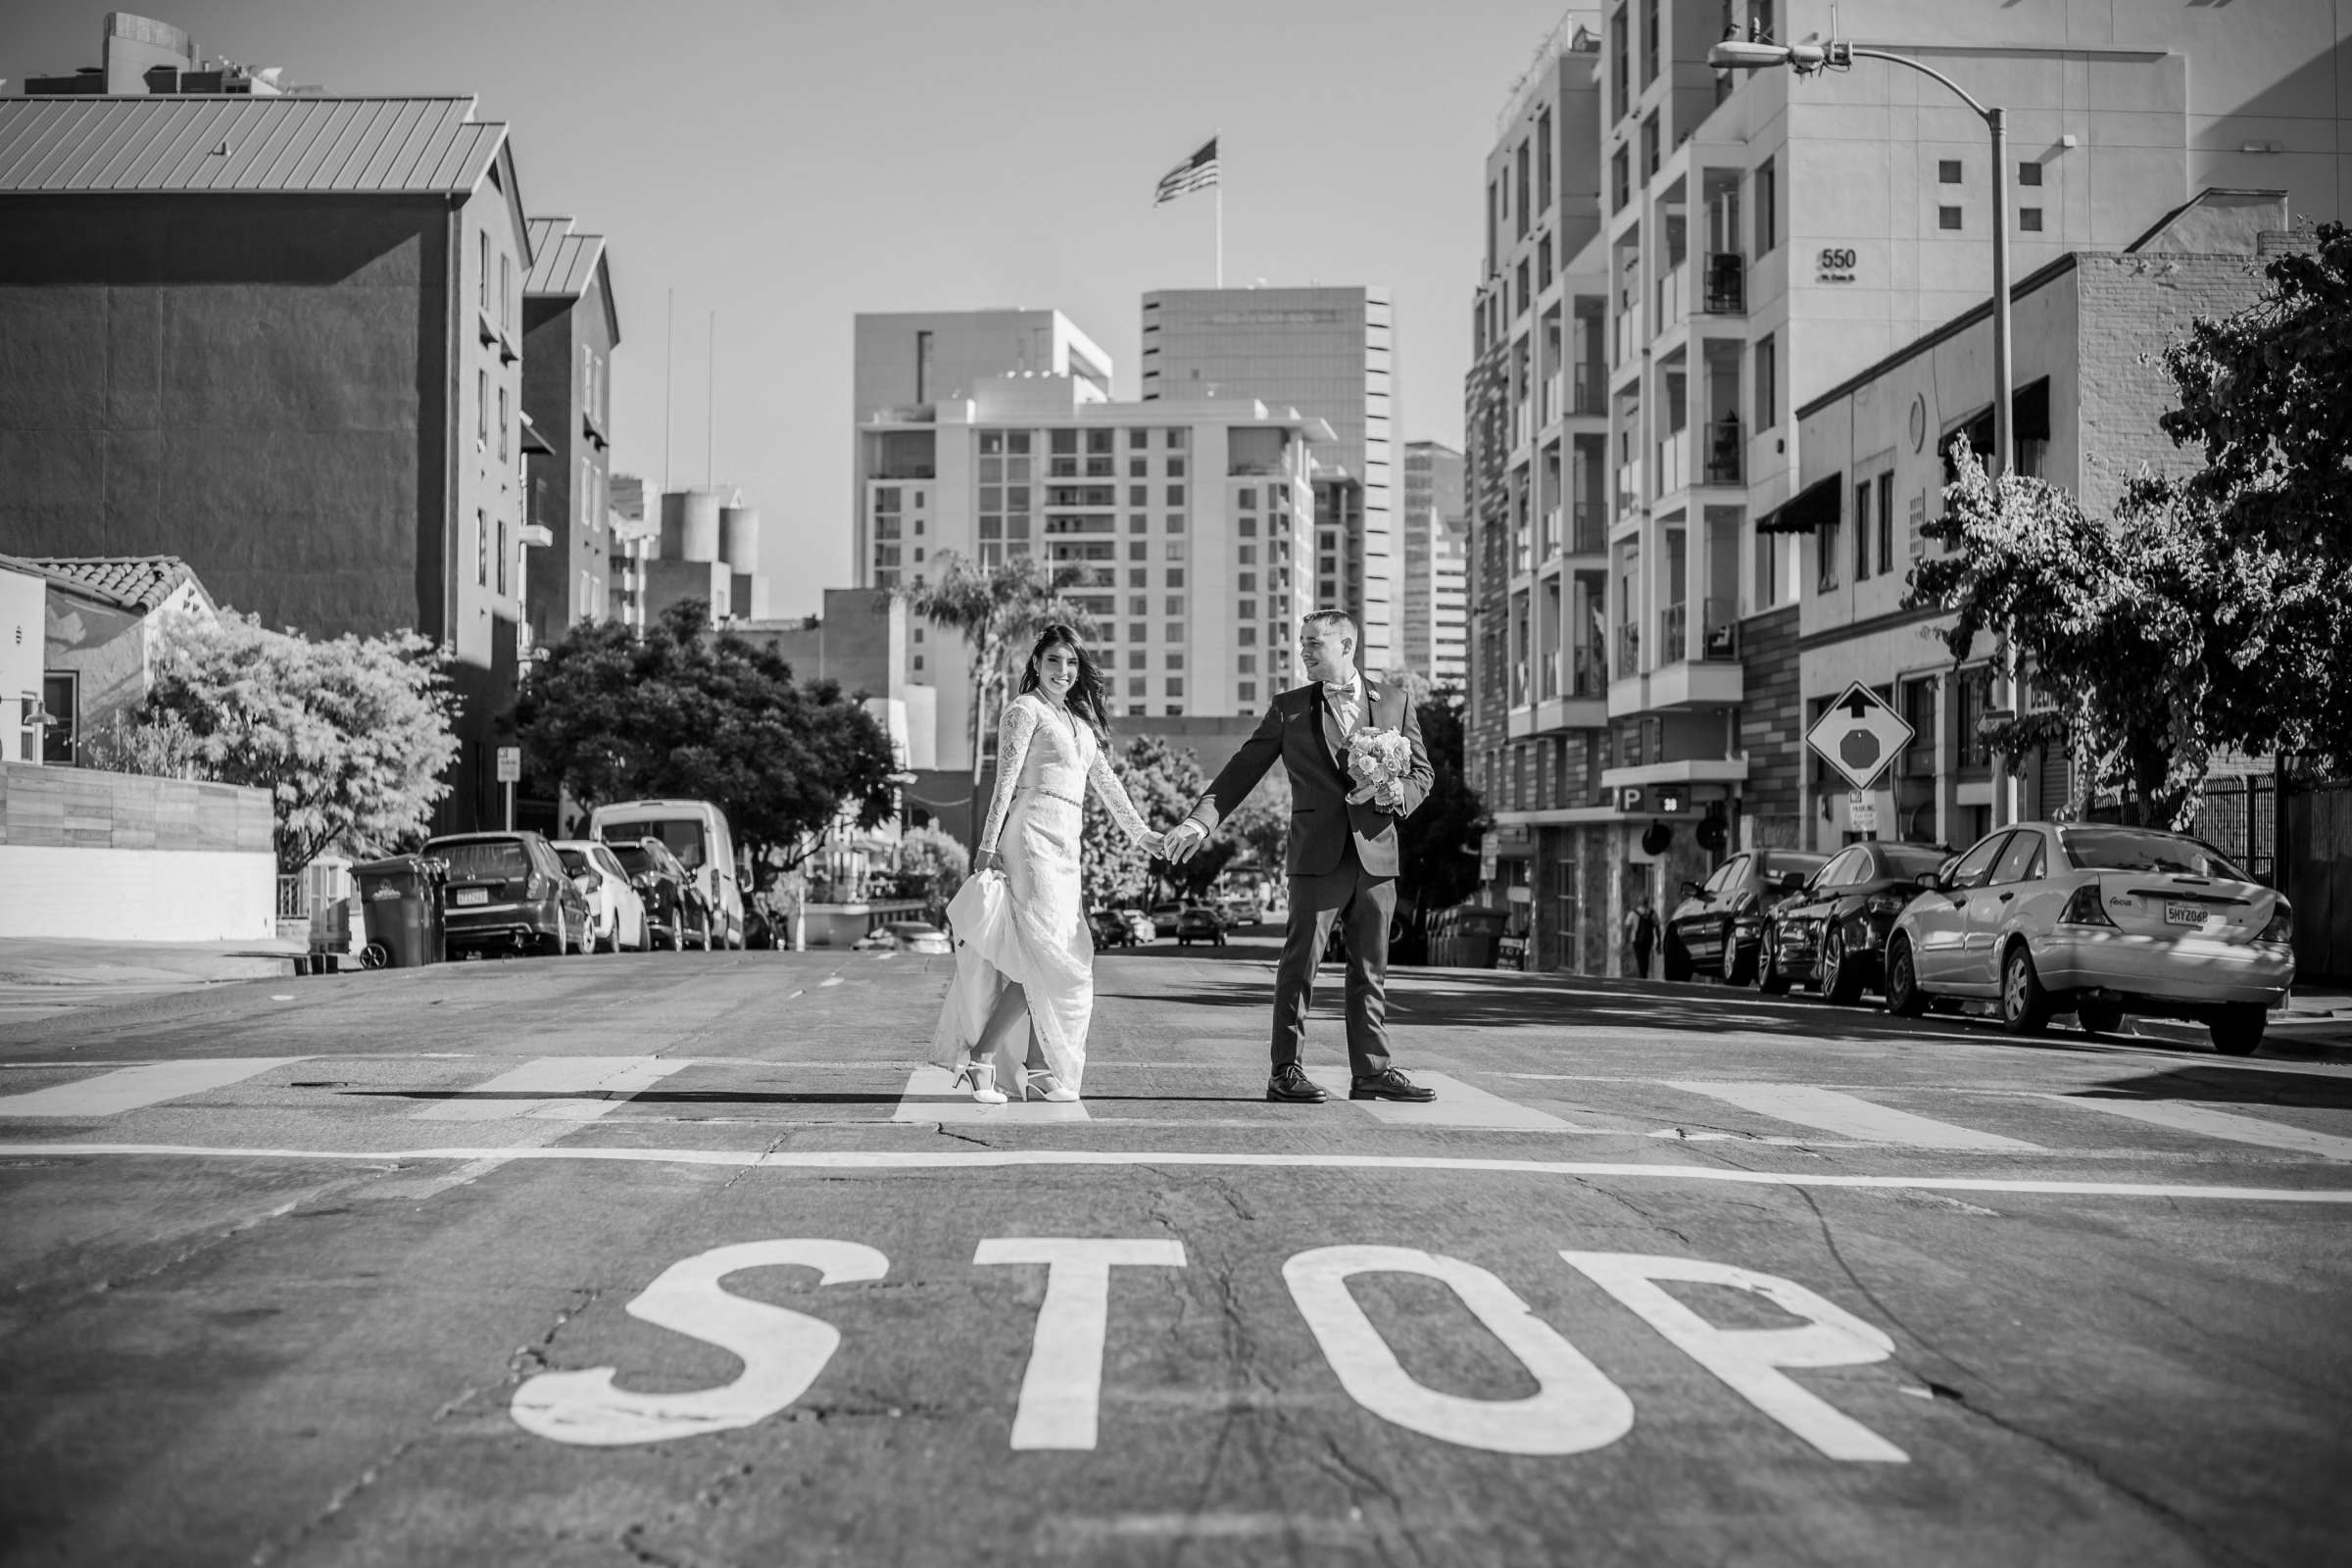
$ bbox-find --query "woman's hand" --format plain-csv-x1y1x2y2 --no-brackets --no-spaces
973,850,1005,876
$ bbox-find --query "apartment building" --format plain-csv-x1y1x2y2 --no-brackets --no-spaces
520,217,620,650
1140,288,1398,669
1401,441,1470,689
853,363,1328,774
1468,0,2352,974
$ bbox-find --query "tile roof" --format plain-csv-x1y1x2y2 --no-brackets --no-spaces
17,556,210,612
0,95,507,195
523,215,607,297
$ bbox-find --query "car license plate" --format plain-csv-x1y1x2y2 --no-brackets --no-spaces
2163,901,2205,927
454,888,489,906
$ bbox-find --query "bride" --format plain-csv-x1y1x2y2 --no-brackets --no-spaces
931,623,1160,1103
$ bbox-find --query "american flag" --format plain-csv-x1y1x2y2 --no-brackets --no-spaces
1152,137,1219,206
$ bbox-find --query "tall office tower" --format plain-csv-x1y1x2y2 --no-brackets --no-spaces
854,362,1328,775
1400,441,1468,688
1139,287,1396,669
1467,0,2352,976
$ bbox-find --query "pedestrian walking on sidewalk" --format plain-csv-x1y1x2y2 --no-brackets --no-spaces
931,625,1160,1104
1163,610,1439,1106
1626,898,1659,979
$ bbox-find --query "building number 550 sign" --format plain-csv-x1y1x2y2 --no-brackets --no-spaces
1817,247,1858,283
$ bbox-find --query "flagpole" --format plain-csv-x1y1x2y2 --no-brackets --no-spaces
1214,127,1224,288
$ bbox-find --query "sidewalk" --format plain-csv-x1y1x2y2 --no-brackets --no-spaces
0,935,307,1025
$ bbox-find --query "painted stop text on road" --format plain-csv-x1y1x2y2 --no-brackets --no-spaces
513,1239,1908,1463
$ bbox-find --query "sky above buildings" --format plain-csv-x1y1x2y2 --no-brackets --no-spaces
1,0,1578,617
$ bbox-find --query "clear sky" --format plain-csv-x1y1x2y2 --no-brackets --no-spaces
2,0,1580,617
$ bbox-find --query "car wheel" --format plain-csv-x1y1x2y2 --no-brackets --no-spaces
539,911,567,958
1757,932,1791,995
598,918,618,955
1723,921,1756,987
2210,1003,2266,1056
2078,1000,2125,1037
1661,931,1693,983
2000,945,2053,1036
1822,927,1865,1005
697,915,712,952
1885,937,1929,1017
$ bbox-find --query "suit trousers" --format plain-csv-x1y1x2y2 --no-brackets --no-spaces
1271,841,1396,1078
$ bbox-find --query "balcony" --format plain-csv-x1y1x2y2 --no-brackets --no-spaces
1614,458,1642,514
1614,308,1643,364
1655,427,1690,494
1704,253,1745,314
1540,507,1562,561
1655,260,1688,331
1702,598,1740,661
1573,368,1605,415
1570,643,1606,697
1616,622,1641,677
1542,373,1562,427
1570,502,1604,555
1703,419,1743,486
1659,602,1688,666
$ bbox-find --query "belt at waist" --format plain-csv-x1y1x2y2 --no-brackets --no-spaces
1021,785,1083,809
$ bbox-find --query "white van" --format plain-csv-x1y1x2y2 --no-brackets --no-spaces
588,799,746,950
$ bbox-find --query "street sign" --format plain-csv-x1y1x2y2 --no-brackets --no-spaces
495,746,520,784
1848,793,1879,835
1805,683,1914,793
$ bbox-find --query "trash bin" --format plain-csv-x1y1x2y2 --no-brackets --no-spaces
351,855,448,968
1448,905,1510,970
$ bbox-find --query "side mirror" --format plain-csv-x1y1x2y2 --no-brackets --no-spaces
1916,870,1943,892
1680,880,1702,899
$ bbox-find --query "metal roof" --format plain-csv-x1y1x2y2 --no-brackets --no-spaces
0,95,507,195
523,216,606,297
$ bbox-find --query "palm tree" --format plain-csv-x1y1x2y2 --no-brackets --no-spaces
898,552,1098,824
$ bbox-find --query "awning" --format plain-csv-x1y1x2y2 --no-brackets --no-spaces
1758,473,1842,535
1940,376,2051,476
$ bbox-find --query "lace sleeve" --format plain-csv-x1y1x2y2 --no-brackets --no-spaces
1089,746,1155,848
978,698,1041,855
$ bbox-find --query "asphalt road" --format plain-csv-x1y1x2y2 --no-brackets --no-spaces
4,933,2349,1567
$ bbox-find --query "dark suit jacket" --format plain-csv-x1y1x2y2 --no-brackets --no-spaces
1187,676,1434,878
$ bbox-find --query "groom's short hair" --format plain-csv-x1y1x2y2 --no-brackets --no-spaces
1299,609,1357,643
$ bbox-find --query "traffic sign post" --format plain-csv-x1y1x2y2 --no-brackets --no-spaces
496,746,520,831
1806,685,1913,840
1847,793,1879,836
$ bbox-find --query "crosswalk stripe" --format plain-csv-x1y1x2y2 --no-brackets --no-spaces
0,1057,307,1118
893,1066,1091,1123
412,1056,687,1122
1667,1081,2041,1151
2052,1096,2352,1161
1304,1068,1572,1130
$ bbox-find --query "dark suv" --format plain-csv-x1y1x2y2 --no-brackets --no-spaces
428,831,593,958
609,836,711,951
1662,848,1829,985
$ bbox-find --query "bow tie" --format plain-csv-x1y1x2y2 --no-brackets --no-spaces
1322,679,1360,703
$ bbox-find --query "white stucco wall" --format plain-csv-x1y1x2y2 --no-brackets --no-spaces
0,847,275,941
0,565,42,763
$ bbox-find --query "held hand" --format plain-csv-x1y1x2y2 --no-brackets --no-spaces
973,850,1005,876
1374,778,1403,812
1162,821,1205,863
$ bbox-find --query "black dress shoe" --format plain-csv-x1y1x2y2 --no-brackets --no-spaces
1350,1068,1436,1102
1266,1065,1329,1102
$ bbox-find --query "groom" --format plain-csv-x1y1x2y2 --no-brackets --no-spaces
1163,610,1438,1104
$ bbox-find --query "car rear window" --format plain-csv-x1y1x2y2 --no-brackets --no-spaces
437,841,528,881
1879,846,1948,878
608,819,706,869
555,848,590,875
2059,827,2248,880
610,845,657,876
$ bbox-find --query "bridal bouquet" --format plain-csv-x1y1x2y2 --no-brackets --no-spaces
1345,726,1412,808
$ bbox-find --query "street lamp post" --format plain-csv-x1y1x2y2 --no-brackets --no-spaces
1710,36,2020,828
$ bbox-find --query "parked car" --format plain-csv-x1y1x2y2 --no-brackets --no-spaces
1150,901,1183,937
1224,892,1264,925
886,920,953,956
552,839,648,954
1758,841,1951,1002
428,831,593,958
1662,849,1830,984
607,837,711,951
589,800,747,950
1176,905,1227,947
1118,908,1156,945
1885,822,2295,1054
1091,908,1138,948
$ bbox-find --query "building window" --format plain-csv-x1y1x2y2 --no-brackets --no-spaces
1165,596,1185,615
1755,334,1777,427
1165,539,1186,560
2019,207,2043,231
1537,108,1552,210
1239,487,1257,510
1817,508,1841,594
2018,162,2042,187
1239,682,1256,703
1642,111,1659,179
1755,159,1776,253
497,516,509,596
1611,3,1629,117
1166,485,1185,507
1239,599,1257,620
477,230,488,309
476,368,488,446
1612,146,1631,213
1129,677,1147,697
1129,540,1147,561
1165,677,1185,697
1129,485,1148,507
500,253,512,330
1876,471,1894,572
1165,428,1187,448
1166,569,1185,588
1938,206,1964,230
1938,159,1963,184
1164,623,1183,643
1129,427,1149,449
1051,428,1078,455
1238,626,1256,645
1128,650,1147,669
39,671,77,763
1642,0,1659,84
497,387,509,462
1130,459,1147,477
476,509,488,586
1854,479,1874,579
1129,622,1147,641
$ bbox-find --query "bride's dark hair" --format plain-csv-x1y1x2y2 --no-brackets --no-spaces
1018,623,1111,741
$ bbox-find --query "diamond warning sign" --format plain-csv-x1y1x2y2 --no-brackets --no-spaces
1805,683,1915,793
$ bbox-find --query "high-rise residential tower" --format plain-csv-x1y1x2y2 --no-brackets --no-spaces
1400,441,1468,689
1139,287,1396,668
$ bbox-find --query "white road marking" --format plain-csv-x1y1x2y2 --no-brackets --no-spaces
413,1056,686,1122
892,1066,1091,1123
1667,1081,2040,1151
6,1142,2349,1203
2052,1096,2352,1162
1304,1068,1571,1131
0,1057,307,1118
975,1238,1187,1449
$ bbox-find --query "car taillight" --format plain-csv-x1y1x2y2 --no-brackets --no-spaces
1864,891,1909,917
2260,901,2294,945
2059,885,2116,927
524,872,547,901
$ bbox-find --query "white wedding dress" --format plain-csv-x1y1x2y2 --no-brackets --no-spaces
930,692,1155,1094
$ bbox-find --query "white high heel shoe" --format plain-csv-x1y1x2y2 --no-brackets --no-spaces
952,1059,1006,1104
1023,1068,1079,1103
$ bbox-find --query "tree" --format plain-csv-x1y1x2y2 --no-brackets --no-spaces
1221,766,1292,880
893,825,969,917
136,610,461,874
2154,220,2352,765
1397,696,1489,914
897,553,1098,827
1903,446,2314,829
1079,733,1201,907
514,600,900,891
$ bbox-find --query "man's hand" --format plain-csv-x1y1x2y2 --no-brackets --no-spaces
973,849,1005,875
1373,779,1403,812
1161,821,1207,863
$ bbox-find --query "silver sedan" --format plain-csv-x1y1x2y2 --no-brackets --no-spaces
1885,821,2294,1054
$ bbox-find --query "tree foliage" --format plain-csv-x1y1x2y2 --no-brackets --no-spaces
1221,765,1292,879
1079,733,1201,907
1397,696,1489,913
892,824,969,915
514,600,899,889
137,611,461,873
